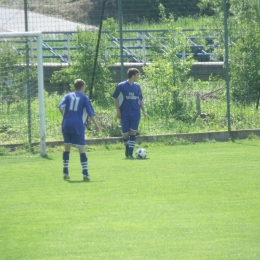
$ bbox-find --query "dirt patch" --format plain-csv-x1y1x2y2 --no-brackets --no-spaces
29,0,94,25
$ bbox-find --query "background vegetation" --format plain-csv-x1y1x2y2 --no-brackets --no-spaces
1,0,260,145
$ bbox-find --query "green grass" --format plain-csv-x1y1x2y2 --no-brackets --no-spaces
123,16,221,30
1,140,260,259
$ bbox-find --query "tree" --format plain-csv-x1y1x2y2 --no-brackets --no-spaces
140,4,194,121
199,0,260,108
51,20,116,106
228,0,260,108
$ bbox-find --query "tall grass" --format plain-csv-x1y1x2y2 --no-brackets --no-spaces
1,86,260,145
123,15,220,30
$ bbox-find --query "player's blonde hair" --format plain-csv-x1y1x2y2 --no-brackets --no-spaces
74,79,86,90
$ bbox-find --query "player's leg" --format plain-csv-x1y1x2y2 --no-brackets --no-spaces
128,130,137,158
122,133,129,157
121,117,130,157
62,133,71,180
76,134,90,181
127,116,140,158
78,146,90,181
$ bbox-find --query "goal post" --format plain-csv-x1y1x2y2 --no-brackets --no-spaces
0,31,46,156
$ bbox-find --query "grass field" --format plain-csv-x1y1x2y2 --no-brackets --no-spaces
1,140,260,259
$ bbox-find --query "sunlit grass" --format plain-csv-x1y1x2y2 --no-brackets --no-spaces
1,140,260,259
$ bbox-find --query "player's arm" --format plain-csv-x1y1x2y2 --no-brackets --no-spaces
89,116,100,132
112,85,122,119
58,97,66,116
139,100,147,117
114,98,121,119
59,108,64,116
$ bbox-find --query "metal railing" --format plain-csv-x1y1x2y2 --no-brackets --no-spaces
5,29,222,64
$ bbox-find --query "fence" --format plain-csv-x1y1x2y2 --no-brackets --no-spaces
1,0,260,147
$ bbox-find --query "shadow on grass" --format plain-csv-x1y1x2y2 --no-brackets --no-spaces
41,155,54,160
232,141,259,147
67,180,106,183
124,158,150,160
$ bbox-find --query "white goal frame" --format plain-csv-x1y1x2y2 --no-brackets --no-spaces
0,31,46,156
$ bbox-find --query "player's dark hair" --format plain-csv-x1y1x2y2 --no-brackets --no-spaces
74,79,85,90
127,68,140,79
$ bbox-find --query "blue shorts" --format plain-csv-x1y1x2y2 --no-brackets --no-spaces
121,115,140,134
63,132,85,146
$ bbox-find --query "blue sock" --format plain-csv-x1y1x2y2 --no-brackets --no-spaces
123,137,129,156
128,135,136,156
63,151,70,174
80,153,88,176
123,138,129,147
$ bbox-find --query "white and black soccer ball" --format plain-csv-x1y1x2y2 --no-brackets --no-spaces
135,148,147,159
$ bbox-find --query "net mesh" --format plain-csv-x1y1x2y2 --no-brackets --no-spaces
0,35,40,145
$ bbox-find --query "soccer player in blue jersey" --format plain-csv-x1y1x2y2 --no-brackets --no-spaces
113,68,147,158
58,79,99,181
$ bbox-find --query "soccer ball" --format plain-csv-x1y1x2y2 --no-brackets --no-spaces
135,148,147,159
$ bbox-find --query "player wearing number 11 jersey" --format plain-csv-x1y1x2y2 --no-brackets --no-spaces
58,79,99,181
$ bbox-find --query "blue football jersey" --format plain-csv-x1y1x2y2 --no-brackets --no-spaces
112,81,143,117
58,92,95,135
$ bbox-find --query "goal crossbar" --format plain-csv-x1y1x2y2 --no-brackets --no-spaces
0,31,46,156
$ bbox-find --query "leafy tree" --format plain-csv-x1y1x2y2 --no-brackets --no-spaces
140,4,194,120
199,0,260,108
228,0,260,108
198,0,223,15
51,20,117,106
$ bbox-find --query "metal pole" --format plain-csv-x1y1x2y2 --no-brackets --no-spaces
90,0,106,99
36,34,47,156
118,0,124,81
24,0,32,145
24,0,28,31
223,0,231,133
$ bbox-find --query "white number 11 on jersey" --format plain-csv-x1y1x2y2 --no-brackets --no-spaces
69,97,80,111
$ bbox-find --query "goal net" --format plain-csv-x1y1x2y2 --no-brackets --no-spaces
0,32,46,156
